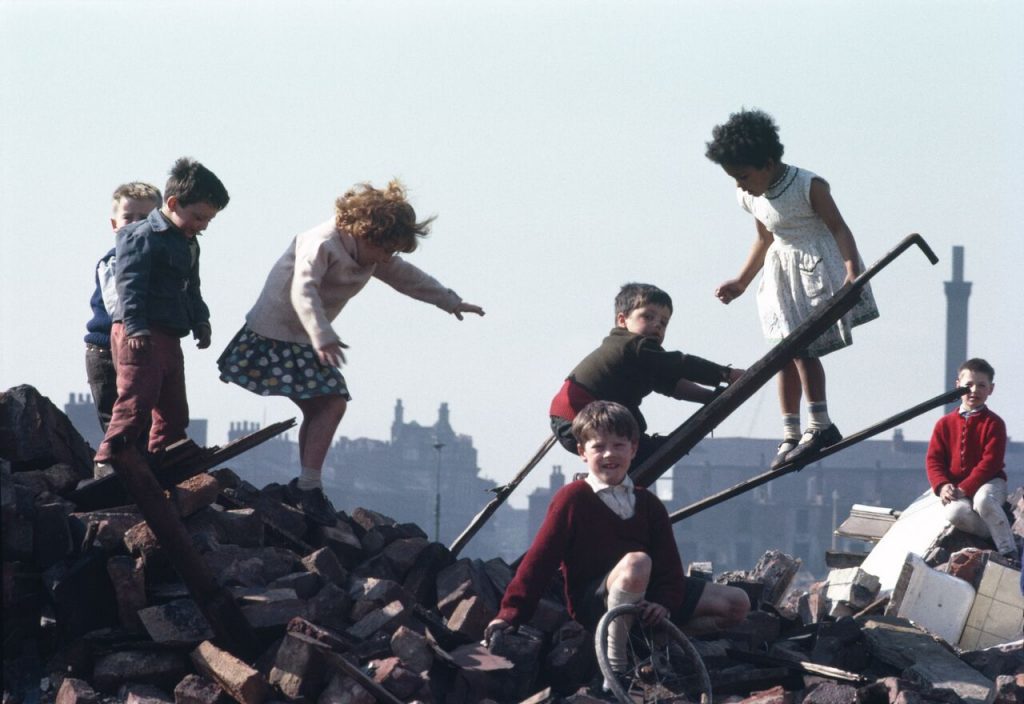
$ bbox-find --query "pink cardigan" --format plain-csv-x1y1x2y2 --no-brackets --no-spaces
245,220,462,349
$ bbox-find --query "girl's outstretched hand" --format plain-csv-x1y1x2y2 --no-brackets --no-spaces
453,302,485,320
317,341,349,367
715,279,746,304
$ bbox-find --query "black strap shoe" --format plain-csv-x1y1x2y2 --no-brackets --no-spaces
784,424,842,465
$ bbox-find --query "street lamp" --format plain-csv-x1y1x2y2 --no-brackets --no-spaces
433,440,445,542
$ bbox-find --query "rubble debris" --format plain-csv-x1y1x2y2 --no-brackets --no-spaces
885,553,975,645
2,385,1022,704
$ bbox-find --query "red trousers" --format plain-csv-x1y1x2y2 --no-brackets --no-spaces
95,323,189,461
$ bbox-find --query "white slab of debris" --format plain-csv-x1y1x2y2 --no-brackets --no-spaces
860,490,949,591
886,553,975,646
959,560,1024,650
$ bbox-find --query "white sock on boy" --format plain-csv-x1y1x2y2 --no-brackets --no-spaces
605,586,643,687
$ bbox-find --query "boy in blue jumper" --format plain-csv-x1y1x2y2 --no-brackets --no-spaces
84,183,162,461
93,158,228,465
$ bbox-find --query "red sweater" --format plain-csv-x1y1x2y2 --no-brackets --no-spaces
496,480,686,628
925,407,1007,499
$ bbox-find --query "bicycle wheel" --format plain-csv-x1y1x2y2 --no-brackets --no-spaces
595,604,712,704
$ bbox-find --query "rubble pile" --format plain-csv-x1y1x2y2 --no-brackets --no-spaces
2,385,1022,704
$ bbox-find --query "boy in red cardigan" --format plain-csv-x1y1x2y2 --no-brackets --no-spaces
926,358,1016,561
485,401,749,687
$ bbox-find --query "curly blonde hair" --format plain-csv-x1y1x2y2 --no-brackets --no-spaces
334,179,434,253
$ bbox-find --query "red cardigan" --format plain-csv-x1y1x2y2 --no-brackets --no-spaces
925,407,1007,499
496,480,686,628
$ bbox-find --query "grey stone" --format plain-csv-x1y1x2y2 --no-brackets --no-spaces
173,674,225,704
138,599,214,645
92,651,188,694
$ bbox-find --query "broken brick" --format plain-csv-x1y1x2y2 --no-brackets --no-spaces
56,677,99,704
173,674,225,704
190,641,269,704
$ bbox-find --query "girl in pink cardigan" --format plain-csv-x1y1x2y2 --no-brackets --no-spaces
218,180,484,523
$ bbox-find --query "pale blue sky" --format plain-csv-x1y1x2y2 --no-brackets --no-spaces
2,1,1021,507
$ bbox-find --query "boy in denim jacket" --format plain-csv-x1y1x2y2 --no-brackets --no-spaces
94,158,229,464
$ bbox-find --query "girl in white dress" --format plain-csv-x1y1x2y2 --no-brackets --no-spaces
705,109,879,469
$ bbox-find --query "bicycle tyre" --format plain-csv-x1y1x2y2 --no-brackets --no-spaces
595,603,712,704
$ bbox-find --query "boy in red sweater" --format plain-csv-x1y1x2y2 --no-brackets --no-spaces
926,358,1016,561
486,401,749,687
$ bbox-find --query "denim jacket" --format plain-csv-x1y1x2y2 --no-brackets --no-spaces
113,209,209,337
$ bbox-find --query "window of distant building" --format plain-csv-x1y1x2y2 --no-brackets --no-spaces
796,509,809,533
738,508,752,531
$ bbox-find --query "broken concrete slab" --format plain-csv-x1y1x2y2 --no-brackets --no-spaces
825,567,881,611
959,561,1024,650
138,599,215,645
861,616,994,704
885,553,975,646
860,491,952,592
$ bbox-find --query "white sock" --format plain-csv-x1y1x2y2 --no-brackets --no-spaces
297,466,322,491
605,586,643,684
782,414,801,442
807,402,830,431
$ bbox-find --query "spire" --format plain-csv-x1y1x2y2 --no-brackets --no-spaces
943,246,971,412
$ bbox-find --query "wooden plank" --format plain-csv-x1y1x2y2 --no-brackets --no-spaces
631,233,938,488
107,446,258,658
861,616,993,704
448,435,556,557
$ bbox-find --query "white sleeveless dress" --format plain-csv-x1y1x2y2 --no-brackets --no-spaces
738,166,879,358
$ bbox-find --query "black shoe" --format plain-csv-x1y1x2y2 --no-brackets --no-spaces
784,424,841,465
286,479,339,526
770,438,800,470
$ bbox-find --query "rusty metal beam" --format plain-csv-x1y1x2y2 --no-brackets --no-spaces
630,233,938,488
668,386,966,523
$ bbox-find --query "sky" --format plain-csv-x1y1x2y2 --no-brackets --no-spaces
1,1,1022,509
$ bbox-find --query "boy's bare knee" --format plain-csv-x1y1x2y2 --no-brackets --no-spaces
724,586,751,626
609,552,652,591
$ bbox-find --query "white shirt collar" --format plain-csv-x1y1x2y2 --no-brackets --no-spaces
585,473,635,494
585,473,636,519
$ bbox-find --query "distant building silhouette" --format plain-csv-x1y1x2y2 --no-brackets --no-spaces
221,399,524,561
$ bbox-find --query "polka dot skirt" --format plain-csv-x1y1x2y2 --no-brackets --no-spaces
217,325,351,400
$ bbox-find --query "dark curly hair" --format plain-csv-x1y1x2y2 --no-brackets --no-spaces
705,109,784,169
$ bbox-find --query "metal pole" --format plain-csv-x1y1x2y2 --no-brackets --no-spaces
433,441,444,542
